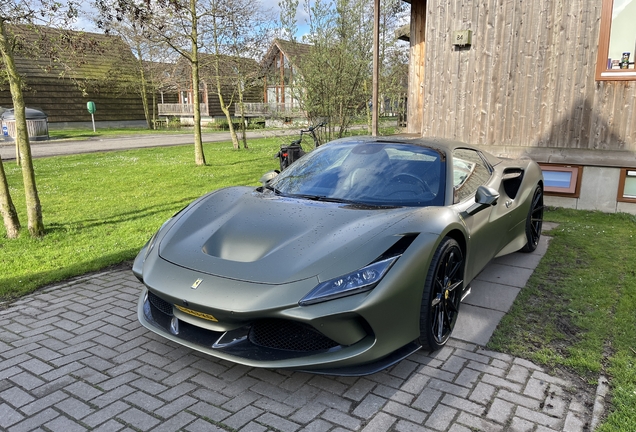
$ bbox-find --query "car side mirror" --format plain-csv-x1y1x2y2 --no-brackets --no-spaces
259,170,279,186
464,186,499,216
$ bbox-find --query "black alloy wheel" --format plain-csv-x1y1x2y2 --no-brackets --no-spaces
419,237,464,351
521,186,544,253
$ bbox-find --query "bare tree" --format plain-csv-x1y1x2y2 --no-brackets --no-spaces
293,0,373,138
0,153,20,238
98,0,209,165
203,0,273,149
0,0,77,238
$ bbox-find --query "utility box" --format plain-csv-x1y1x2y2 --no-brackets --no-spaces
1,108,49,141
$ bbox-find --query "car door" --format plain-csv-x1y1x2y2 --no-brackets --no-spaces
450,148,511,281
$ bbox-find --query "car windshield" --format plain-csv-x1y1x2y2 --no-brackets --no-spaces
269,141,446,207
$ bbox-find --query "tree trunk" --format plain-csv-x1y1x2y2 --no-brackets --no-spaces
0,154,20,238
190,0,206,166
0,21,44,237
135,43,152,129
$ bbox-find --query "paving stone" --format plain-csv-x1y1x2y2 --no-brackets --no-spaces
399,373,429,395
507,364,531,383
187,401,232,422
343,377,376,401
44,415,88,432
486,397,515,424
394,419,435,432
411,388,442,412
382,400,427,424
0,386,35,407
360,412,396,432
238,421,269,432
253,396,295,416
441,394,485,416
424,404,458,431
516,405,562,428
289,402,326,424
0,402,24,428
223,406,265,430
83,401,130,428
7,407,59,432
256,412,301,432
563,411,586,432
481,373,524,392
55,397,95,420
149,411,197,432
320,408,362,430
352,394,386,419
455,411,504,432
117,407,161,431
509,416,537,431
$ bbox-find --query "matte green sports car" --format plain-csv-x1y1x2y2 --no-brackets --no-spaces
133,136,543,375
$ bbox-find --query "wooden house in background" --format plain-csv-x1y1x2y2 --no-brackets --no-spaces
0,26,146,125
404,0,636,214
240,39,312,122
158,53,261,123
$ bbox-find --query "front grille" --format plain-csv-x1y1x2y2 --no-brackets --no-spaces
148,291,173,316
249,319,340,352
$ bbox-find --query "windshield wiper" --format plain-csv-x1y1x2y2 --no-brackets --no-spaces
265,185,283,195
291,194,397,208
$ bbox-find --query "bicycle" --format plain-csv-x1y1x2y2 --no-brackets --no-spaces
276,121,327,171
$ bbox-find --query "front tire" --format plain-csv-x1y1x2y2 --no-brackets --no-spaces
520,186,543,253
419,237,464,351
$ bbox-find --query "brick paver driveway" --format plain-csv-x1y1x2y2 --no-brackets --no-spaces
0,268,592,432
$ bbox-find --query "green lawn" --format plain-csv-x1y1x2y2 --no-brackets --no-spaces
489,209,636,431
0,138,281,300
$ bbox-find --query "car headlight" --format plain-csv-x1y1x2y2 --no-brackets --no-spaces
299,256,398,306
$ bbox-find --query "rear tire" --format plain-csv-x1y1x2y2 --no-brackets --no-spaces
521,186,543,253
419,237,464,351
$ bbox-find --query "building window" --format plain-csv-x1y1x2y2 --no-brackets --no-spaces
596,0,636,80
617,168,636,203
539,164,582,197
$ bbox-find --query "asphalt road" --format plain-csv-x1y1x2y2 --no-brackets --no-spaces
0,129,300,161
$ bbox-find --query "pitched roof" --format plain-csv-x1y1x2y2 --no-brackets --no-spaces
262,38,312,70
5,25,138,82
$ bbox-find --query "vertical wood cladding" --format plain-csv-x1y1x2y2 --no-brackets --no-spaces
414,0,636,152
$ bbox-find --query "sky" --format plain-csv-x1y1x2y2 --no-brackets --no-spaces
75,0,311,38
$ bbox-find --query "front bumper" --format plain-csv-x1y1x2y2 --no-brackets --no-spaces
137,287,419,374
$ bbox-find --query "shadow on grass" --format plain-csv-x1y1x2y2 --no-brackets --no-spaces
44,198,198,235
0,249,140,303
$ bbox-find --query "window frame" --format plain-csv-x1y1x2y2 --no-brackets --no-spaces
617,168,636,203
539,164,583,197
595,0,636,81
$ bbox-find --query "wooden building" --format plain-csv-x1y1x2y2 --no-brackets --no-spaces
241,39,312,121
0,26,146,125
158,53,262,122
405,0,636,213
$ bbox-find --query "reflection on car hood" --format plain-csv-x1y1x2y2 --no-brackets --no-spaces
158,187,414,284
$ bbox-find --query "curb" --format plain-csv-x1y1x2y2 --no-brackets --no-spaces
591,375,610,430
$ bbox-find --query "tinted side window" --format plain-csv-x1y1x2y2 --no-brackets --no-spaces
452,149,491,202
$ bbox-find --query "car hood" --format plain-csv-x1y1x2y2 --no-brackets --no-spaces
158,187,416,285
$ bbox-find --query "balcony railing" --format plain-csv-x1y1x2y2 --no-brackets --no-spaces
235,103,304,118
158,103,209,116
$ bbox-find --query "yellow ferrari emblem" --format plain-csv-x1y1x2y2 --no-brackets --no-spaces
191,278,203,289
175,305,218,322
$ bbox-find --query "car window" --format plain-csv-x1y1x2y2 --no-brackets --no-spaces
452,148,491,202
270,141,446,207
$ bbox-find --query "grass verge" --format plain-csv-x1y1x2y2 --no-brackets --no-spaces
0,137,282,301
489,208,636,431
